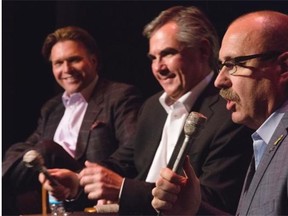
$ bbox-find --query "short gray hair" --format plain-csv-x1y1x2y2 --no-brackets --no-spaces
143,5,219,70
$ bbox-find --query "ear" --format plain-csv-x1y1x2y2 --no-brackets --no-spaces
279,51,288,73
199,39,211,59
279,52,288,87
91,54,99,69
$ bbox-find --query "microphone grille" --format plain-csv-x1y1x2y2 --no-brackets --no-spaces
23,150,44,169
184,112,207,136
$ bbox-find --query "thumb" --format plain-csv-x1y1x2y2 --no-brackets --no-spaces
84,160,98,167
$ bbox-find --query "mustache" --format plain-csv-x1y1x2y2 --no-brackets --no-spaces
219,89,240,102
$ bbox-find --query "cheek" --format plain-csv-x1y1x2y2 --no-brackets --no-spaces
52,68,60,80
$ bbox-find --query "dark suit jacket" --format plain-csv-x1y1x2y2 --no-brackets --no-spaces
236,112,288,215
2,77,143,215
102,77,254,215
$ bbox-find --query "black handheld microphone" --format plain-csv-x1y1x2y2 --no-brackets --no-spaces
169,111,207,174
23,150,59,186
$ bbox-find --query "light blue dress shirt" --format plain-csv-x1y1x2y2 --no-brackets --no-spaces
252,100,288,169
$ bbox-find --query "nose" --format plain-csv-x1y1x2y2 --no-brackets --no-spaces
62,61,72,73
214,69,231,89
152,58,167,73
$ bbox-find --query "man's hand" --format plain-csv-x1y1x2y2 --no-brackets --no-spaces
151,157,201,215
79,161,124,202
39,168,80,200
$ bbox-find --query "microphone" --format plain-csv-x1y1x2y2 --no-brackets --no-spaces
23,150,59,186
170,111,207,174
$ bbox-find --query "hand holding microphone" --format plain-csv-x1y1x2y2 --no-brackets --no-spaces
155,112,206,215
23,150,60,186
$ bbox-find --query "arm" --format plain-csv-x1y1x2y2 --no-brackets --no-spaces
2,95,63,184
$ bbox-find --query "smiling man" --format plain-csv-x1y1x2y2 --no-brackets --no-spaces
2,26,143,215
39,6,253,215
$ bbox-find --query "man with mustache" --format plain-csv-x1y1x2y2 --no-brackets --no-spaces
152,10,288,216
39,6,253,215
2,26,143,215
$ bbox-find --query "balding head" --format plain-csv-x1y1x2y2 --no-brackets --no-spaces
224,11,288,54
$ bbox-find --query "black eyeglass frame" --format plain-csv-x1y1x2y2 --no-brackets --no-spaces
218,51,284,75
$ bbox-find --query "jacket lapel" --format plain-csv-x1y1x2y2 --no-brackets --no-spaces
43,96,65,139
167,79,218,170
240,113,288,215
74,79,105,160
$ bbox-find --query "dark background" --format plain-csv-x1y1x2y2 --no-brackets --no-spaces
2,1,288,156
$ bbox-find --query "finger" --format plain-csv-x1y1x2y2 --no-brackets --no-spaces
39,172,45,184
85,160,98,167
160,167,185,185
155,176,181,194
79,165,100,178
79,173,97,187
152,186,178,204
39,173,53,192
97,199,108,205
183,156,199,184
151,196,172,211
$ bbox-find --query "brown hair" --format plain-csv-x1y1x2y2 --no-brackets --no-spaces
41,26,100,61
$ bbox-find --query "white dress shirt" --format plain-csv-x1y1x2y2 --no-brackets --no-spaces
145,72,213,183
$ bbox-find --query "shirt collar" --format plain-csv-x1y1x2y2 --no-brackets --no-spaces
62,75,99,107
253,99,288,144
159,72,214,113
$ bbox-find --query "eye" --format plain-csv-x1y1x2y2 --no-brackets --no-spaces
52,60,63,68
68,56,82,63
223,61,235,70
160,48,179,58
147,54,156,61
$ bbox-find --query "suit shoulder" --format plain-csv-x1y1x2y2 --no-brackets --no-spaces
40,93,63,114
97,78,142,96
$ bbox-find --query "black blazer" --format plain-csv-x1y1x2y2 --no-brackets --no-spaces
2,77,143,214
103,76,254,215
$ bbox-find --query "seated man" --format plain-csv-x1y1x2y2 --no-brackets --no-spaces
152,10,288,216
40,6,254,215
2,26,143,215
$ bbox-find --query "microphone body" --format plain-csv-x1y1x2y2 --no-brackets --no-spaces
23,150,59,186
170,111,207,174
157,112,207,216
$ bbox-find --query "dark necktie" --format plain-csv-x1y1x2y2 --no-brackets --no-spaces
244,157,255,192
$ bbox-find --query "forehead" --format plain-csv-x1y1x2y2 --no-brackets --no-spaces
50,40,88,59
149,22,181,53
219,20,264,59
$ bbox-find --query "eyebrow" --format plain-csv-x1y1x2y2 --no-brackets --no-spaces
147,47,180,60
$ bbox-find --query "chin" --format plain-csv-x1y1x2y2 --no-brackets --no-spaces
66,89,79,95
231,112,244,125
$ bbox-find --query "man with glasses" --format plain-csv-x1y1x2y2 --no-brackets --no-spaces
152,10,288,216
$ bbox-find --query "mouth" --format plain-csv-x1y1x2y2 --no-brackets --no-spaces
61,75,80,83
158,71,176,80
219,89,240,111
226,99,236,111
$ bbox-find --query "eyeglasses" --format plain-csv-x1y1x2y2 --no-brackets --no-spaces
218,51,283,75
